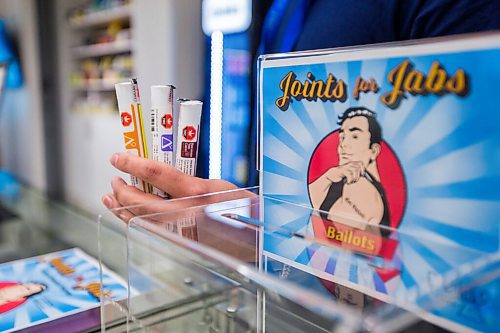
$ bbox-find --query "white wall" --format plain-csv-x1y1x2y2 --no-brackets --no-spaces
0,0,46,191
132,0,204,148
132,0,204,106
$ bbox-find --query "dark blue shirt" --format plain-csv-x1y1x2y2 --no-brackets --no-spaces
249,0,500,185
294,0,500,51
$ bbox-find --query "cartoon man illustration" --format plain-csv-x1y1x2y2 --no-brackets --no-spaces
0,282,47,314
309,107,390,232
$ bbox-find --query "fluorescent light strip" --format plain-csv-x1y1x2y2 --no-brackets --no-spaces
209,31,223,179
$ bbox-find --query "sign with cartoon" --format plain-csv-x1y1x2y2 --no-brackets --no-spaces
0,248,130,332
259,33,500,331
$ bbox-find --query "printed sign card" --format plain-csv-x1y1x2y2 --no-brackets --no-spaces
0,248,130,332
259,33,500,332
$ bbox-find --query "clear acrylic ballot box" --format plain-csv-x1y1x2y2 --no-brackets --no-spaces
97,188,499,333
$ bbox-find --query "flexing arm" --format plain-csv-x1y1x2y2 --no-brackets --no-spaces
309,161,365,209
332,177,384,229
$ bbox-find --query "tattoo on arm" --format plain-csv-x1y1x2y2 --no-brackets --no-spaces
345,197,366,219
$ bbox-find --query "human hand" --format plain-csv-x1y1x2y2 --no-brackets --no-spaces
102,152,241,222
327,161,365,184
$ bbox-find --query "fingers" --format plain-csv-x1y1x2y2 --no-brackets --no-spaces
342,161,365,184
108,176,222,219
351,161,364,182
102,188,179,224
110,176,166,216
110,152,208,198
101,192,135,223
106,152,247,225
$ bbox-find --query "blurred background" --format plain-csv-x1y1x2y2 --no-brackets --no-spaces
0,0,271,214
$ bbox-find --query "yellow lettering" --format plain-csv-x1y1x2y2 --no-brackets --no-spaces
275,71,295,111
332,79,346,99
446,69,468,95
382,60,469,108
361,236,368,248
324,74,337,99
381,60,409,108
354,76,379,100
75,282,109,301
403,71,425,94
353,76,362,99
326,226,336,238
291,80,302,97
50,258,75,275
274,71,347,111
302,80,312,98
311,80,325,98
425,61,447,94
369,78,379,93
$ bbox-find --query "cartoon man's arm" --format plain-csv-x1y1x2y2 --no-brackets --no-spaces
337,178,384,228
309,162,365,209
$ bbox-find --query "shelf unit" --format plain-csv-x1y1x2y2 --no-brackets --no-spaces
68,4,131,28
71,39,133,58
54,0,204,215
67,1,134,115
71,79,118,92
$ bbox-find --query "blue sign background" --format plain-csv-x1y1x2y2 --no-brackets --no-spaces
260,46,500,332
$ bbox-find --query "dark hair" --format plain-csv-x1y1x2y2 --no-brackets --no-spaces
338,107,382,147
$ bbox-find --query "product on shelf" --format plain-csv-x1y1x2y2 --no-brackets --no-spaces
70,53,133,90
67,0,134,113
67,0,131,25
72,94,116,113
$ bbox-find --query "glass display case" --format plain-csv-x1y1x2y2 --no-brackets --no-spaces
0,184,121,332
1,183,496,332
97,188,499,333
